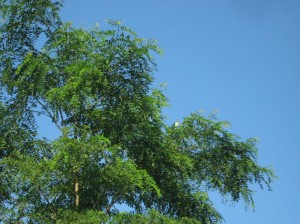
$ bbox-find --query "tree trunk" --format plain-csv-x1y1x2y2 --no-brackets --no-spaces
75,175,79,208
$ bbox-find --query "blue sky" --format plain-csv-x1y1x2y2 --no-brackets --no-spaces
44,0,300,223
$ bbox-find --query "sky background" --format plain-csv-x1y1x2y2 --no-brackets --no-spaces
42,0,300,223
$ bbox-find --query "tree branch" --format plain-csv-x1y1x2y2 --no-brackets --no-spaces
34,96,62,132
35,184,58,221
106,196,120,214
58,107,65,125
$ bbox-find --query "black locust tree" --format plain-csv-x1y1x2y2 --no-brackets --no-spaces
0,0,275,223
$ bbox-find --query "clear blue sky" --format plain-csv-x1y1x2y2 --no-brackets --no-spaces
44,0,300,223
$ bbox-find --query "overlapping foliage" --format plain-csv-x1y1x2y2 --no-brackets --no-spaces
0,1,275,223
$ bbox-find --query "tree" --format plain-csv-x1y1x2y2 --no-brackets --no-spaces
0,1,275,223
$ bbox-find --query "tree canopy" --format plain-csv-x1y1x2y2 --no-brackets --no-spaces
0,0,275,223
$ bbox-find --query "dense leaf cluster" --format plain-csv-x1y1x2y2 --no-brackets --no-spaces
0,1,274,223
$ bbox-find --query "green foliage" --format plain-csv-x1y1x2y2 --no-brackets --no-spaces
0,1,275,223
55,209,202,224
